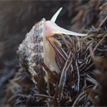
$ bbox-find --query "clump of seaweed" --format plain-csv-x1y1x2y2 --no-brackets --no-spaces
84,2,107,106
85,47,107,106
70,0,104,32
3,0,107,106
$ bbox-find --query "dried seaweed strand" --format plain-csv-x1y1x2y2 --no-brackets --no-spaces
58,51,72,101
73,38,80,92
72,91,86,107
59,35,70,50
93,34,107,52
47,38,67,61
34,94,54,100
54,41,68,59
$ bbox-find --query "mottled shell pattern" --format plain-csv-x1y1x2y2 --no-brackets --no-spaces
17,18,49,94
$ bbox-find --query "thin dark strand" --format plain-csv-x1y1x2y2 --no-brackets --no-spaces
88,28,98,33
80,38,84,54
84,62,94,72
87,57,92,65
81,40,95,56
75,36,84,51
75,59,80,92
93,34,107,52
80,62,88,72
54,42,68,59
46,101,58,107
53,43,67,61
47,38,67,61
59,35,70,49
34,94,54,100
74,34,94,42
22,85,39,93
83,79,87,90
68,45,73,54
86,40,99,47
79,62,86,69
70,64,74,74
58,51,72,101
84,34,96,40
55,55,62,69
84,39,99,62
84,34,107,62
66,40,72,46
41,63,52,74
84,54,91,62
56,52,64,69
74,39,80,92
58,57,73,100
84,85,97,105
84,52,88,59
54,84,58,99
97,48,107,52
85,77,99,86
72,91,86,107
61,34,73,47
97,33,104,38
78,94,87,104
60,47,69,58
8,94,19,103
63,34,73,45
59,35,72,46
64,57,73,74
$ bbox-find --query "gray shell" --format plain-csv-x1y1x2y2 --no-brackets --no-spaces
17,18,48,94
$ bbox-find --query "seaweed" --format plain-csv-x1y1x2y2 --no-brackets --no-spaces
1,0,107,106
